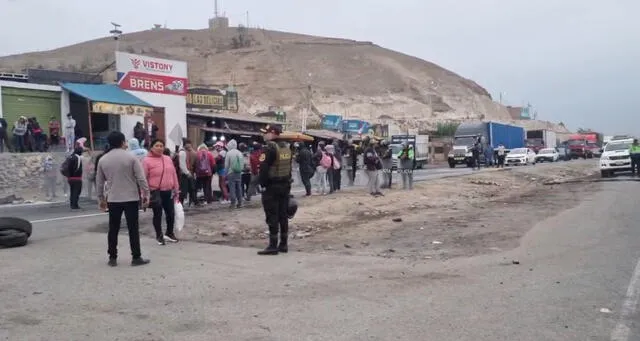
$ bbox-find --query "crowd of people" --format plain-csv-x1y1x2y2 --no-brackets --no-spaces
46,128,424,264
0,114,79,153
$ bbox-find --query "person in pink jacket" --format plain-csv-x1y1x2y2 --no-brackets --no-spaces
143,139,180,245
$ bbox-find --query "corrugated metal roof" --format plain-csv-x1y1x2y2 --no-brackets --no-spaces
60,83,151,106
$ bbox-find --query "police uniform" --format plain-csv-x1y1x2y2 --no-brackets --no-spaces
257,126,293,255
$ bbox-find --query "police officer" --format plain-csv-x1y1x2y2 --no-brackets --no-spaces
257,125,293,255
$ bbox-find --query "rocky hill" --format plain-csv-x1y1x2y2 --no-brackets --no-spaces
0,27,568,133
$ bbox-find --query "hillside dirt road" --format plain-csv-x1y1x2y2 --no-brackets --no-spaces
166,160,599,261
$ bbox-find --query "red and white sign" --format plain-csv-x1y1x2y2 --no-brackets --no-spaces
116,52,188,96
119,71,188,96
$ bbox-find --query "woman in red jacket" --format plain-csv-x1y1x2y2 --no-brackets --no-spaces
143,139,180,245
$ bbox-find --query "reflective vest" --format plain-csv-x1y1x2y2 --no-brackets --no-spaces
267,142,292,179
630,145,640,155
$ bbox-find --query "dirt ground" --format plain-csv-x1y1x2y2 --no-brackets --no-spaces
148,161,600,261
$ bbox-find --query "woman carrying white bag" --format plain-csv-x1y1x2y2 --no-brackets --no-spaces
143,139,181,245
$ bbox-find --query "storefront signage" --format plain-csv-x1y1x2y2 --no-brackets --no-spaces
321,114,342,130
91,101,153,117
341,119,370,133
187,88,226,109
115,52,188,96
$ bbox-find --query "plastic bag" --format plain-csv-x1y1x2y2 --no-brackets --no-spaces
174,201,185,232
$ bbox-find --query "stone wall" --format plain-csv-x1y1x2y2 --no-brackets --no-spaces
0,152,70,201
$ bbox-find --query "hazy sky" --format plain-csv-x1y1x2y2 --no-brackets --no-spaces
1,0,639,135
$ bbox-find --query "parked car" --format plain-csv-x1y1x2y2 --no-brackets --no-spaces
535,148,559,162
506,148,537,166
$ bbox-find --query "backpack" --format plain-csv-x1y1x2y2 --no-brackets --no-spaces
59,154,78,177
230,154,243,173
195,151,212,177
332,155,341,170
320,152,332,168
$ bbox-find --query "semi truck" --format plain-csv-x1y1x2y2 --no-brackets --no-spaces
525,129,557,153
566,132,603,159
389,134,429,169
448,121,525,168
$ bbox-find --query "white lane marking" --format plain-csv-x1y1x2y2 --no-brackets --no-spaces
30,212,107,224
611,257,640,341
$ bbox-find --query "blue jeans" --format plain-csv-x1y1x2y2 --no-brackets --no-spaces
226,172,243,206
12,135,25,152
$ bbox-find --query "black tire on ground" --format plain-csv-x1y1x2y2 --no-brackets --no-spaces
449,162,456,168
601,170,609,178
0,229,28,248
0,217,32,237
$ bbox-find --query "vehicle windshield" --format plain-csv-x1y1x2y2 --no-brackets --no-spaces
453,136,477,147
567,140,584,146
604,143,630,152
539,148,555,154
390,145,403,155
510,148,527,154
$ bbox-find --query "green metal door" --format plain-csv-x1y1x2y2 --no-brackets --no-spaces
1,87,61,137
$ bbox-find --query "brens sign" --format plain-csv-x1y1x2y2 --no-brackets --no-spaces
116,52,188,96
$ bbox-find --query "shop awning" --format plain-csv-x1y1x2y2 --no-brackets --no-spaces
61,83,152,106
200,126,261,136
304,129,344,141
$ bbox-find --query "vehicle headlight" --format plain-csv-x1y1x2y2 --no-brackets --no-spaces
448,153,454,158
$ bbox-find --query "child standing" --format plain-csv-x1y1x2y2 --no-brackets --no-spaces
42,155,58,200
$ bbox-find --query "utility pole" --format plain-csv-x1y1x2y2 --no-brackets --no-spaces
302,73,312,132
214,0,219,17
110,22,122,52
246,11,250,28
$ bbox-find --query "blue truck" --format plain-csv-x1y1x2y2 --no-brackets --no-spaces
447,121,525,168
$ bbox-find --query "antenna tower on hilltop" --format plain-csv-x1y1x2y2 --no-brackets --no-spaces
214,0,219,17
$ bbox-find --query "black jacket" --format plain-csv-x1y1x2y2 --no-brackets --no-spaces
67,153,83,179
296,147,314,174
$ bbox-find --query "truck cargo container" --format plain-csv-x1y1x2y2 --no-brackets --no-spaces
447,122,525,168
526,129,557,152
390,134,429,169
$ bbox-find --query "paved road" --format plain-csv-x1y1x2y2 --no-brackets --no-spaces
1,173,639,340
0,166,480,223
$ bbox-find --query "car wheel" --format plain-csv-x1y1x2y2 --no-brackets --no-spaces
449,162,455,168
0,217,32,237
0,229,28,248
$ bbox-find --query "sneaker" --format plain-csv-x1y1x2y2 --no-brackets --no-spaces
164,234,179,243
131,258,150,266
108,258,117,267
156,236,166,245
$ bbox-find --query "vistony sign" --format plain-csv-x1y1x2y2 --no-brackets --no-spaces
116,52,188,96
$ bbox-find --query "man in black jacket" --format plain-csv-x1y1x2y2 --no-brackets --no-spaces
295,143,314,196
66,147,84,209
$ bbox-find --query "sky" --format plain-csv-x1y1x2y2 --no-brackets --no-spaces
1,0,639,135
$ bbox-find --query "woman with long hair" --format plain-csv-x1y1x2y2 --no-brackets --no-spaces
142,139,180,245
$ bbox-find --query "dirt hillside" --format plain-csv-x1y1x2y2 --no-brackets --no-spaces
0,27,567,132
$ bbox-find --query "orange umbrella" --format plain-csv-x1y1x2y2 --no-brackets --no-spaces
276,131,315,142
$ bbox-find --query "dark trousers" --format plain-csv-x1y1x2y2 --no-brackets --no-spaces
327,168,335,193
196,176,213,203
179,174,197,205
107,201,142,259
241,173,251,197
472,153,480,169
497,155,505,168
631,155,640,174
152,190,175,238
12,135,25,153
262,184,291,240
333,167,342,190
68,179,82,208
300,171,313,195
